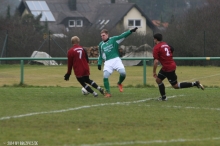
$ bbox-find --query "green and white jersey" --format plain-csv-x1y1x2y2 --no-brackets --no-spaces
98,30,132,65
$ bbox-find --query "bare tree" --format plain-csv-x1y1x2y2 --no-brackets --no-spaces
0,11,47,63
164,2,220,65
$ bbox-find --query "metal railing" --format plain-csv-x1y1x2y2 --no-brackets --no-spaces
0,57,220,85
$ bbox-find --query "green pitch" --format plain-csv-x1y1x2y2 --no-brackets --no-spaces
0,65,220,87
0,65,220,145
0,87,219,146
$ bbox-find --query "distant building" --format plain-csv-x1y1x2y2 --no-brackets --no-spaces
7,0,157,35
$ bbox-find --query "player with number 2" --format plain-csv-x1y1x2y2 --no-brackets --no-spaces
153,33,204,101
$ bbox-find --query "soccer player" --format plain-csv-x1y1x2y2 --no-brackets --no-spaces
64,36,104,97
98,27,138,98
153,33,204,101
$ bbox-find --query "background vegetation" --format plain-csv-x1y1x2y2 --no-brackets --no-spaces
128,0,207,22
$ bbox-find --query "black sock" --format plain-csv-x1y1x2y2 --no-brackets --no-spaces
158,83,165,97
179,82,193,88
90,81,99,89
84,85,94,94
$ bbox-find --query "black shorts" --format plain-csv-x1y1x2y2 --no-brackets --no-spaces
76,76,91,86
157,69,177,86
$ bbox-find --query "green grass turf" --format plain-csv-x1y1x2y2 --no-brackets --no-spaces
0,87,220,146
0,65,220,145
0,65,220,88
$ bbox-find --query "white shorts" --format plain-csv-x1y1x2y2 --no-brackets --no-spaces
103,57,125,74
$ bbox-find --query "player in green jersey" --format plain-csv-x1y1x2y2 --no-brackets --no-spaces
98,27,138,98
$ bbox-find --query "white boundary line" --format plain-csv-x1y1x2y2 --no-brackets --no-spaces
187,73,220,81
67,137,220,146
1,94,220,121
141,105,220,111
165,73,220,87
1,95,220,145
0,95,179,121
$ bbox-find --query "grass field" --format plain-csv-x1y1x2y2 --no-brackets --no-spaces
0,65,220,146
0,65,220,87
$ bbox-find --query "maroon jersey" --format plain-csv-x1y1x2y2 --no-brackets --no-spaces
67,44,90,77
153,42,176,72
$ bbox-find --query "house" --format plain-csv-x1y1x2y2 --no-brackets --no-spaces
17,0,157,34
93,2,157,35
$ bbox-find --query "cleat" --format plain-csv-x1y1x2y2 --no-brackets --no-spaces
104,93,111,98
158,96,167,101
118,84,123,92
195,81,204,90
99,88,105,95
93,92,98,97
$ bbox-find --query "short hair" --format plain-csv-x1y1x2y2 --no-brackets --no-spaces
101,29,109,34
153,33,163,41
71,36,80,44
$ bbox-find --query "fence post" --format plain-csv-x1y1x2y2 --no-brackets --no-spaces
49,31,51,66
20,60,24,85
143,59,146,85
204,30,206,56
203,31,206,66
0,30,8,64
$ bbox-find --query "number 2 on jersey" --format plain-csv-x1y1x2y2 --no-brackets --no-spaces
164,48,170,56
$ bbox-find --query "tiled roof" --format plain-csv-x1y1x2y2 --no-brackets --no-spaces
93,3,135,30
17,0,156,33
93,3,157,31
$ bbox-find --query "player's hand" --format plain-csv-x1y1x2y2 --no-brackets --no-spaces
98,65,101,70
153,73,157,79
130,27,138,33
64,73,70,81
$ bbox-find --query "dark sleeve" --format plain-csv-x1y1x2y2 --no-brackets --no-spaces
83,48,89,63
169,45,174,53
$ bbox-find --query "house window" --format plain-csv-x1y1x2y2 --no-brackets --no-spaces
128,19,141,27
76,20,83,27
69,20,83,27
69,20,75,27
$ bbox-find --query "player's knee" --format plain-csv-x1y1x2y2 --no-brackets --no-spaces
118,69,126,76
104,71,111,78
172,84,179,89
156,78,162,84
89,80,95,85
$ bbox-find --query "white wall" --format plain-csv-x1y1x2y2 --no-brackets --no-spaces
123,7,152,35
22,9,30,17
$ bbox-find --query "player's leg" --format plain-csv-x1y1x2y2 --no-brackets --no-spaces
84,76,105,95
76,77,98,97
193,81,204,90
166,70,179,89
157,69,167,101
103,70,111,97
103,60,114,98
115,58,126,92
174,81,204,90
169,71,204,90
117,68,126,92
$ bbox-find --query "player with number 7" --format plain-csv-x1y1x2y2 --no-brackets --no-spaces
64,36,104,97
